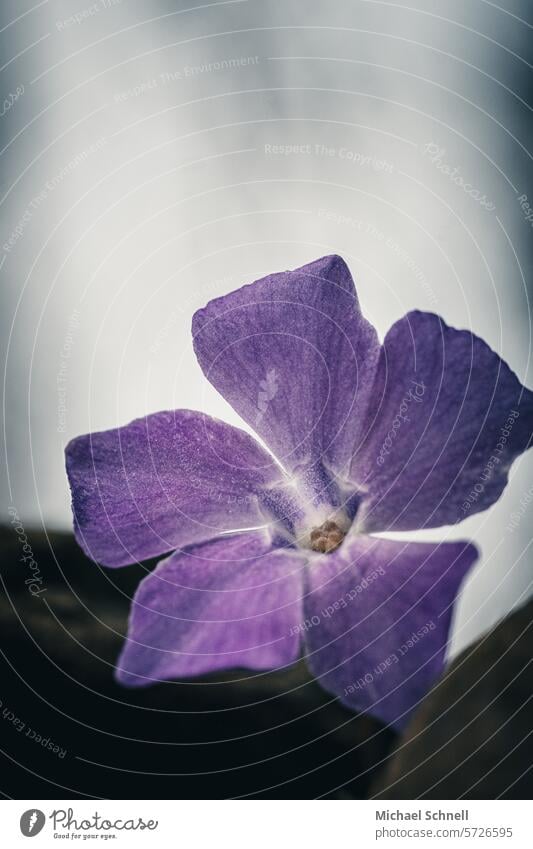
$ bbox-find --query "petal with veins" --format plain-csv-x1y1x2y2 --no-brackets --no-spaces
66,410,287,567
355,311,533,532
116,531,305,686
192,255,380,489
303,534,478,729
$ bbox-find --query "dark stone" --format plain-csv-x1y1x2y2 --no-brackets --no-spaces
0,526,394,799
5,524,531,799
372,598,533,799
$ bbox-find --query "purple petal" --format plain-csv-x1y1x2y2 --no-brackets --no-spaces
65,410,286,568
355,312,533,532
192,255,380,492
303,534,478,729
115,531,305,686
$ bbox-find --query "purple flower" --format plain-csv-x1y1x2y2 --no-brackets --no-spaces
65,255,533,729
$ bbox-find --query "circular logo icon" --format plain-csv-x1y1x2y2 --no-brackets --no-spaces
20,810,46,837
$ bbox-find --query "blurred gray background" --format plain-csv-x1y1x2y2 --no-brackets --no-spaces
1,0,532,658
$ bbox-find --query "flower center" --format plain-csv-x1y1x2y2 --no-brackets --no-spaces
309,519,346,554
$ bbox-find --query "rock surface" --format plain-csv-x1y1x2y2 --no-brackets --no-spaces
0,526,393,799
2,525,531,799
372,598,533,799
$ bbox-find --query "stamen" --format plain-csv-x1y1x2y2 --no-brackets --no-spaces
309,519,346,554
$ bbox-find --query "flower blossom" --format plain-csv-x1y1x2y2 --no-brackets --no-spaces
66,255,533,729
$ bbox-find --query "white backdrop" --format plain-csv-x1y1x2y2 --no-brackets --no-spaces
1,0,532,658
